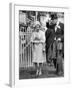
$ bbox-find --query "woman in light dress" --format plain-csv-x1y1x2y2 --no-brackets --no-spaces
31,21,46,76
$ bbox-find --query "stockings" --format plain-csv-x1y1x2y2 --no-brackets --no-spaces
34,63,42,76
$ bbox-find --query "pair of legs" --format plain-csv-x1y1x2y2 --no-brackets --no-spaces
34,63,42,76
56,62,63,75
53,58,57,68
56,50,63,75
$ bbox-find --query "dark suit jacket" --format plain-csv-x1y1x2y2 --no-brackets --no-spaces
55,22,64,42
45,22,64,53
45,28,55,52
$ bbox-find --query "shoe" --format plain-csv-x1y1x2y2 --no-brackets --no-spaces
58,71,62,76
36,70,39,76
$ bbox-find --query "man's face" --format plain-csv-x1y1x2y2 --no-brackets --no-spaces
54,19,58,24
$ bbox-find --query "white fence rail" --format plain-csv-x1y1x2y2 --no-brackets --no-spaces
19,28,33,68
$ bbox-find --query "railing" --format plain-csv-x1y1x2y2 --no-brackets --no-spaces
19,31,33,68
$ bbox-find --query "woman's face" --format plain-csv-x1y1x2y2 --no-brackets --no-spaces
36,24,40,32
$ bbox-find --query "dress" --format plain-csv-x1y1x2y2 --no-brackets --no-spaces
31,30,46,63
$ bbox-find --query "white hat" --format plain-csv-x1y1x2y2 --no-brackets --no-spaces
34,21,40,26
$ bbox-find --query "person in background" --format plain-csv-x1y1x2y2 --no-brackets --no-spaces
49,13,64,69
55,20,64,59
31,21,46,76
53,15,64,70
56,38,63,75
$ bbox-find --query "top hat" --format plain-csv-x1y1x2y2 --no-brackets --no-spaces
51,14,58,20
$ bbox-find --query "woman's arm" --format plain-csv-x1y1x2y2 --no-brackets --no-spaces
31,33,40,44
30,33,34,43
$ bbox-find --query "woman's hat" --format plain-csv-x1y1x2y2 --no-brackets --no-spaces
34,21,41,26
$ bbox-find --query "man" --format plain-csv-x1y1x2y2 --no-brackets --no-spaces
45,22,55,64
50,14,64,69
56,38,63,75
55,22,64,58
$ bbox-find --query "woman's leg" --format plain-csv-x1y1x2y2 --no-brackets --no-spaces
34,63,42,76
39,63,42,75
34,63,39,75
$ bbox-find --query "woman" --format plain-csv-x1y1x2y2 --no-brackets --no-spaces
31,21,46,76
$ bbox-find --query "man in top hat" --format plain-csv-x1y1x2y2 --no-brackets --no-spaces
45,21,55,64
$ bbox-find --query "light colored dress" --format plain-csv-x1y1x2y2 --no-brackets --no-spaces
31,30,46,63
